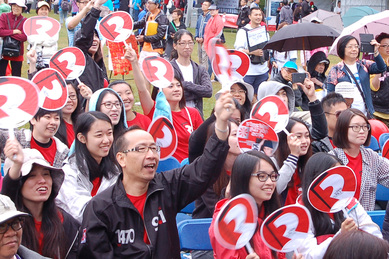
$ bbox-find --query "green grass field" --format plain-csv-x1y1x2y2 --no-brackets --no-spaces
20,11,341,119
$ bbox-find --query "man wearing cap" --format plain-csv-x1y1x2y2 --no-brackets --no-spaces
195,0,211,69
234,7,269,95
0,194,49,259
77,93,234,258
133,0,169,62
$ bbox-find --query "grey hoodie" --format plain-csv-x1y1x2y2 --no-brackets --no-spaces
257,81,295,115
280,5,293,24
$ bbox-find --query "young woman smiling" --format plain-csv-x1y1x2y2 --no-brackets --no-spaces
125,46,203,162
56,111,120,223
329,108,389,211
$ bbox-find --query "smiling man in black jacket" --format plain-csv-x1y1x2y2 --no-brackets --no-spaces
77,92,234,258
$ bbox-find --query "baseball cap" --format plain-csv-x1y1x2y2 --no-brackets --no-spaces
36,1,51,13
4,149,65,198
9,0,26,8
0,195,29,224
283,61,298,72
208,4,218,10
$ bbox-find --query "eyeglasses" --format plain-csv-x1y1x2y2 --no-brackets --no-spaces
177,41,194,47
77,1,88,4
348,124,370,132
251,171,279,182
101,102,122,109
68,94,77,100
324,110,342,118
380,44,389,49
122,145,160,154
0,218,24,234
230,89,246,94
345,45,360,50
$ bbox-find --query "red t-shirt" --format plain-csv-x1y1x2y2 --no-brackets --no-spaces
91,177,102,197
30,138,57,165
64,120,75,148
147,104,203,162
126,192,149,244
127,112,152,131
285,169,302,206
34,212,63,256
345,152,363,200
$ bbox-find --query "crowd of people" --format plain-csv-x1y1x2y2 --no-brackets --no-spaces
0,0,389,258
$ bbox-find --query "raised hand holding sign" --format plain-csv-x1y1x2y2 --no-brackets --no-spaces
141,56,174,88
0,77,39,139
32,68,68,111
50,47,86,84
99,11,133,44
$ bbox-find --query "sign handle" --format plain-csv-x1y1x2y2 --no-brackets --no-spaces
283,128,290,135
76,77,82,85
342,207,349,218
245,243,254,254
32,42,37,50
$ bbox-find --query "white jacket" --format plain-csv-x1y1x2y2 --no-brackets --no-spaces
56,156,119,223
297,198,382,259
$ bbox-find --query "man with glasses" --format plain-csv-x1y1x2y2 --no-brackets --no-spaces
371,32,389,127
170,30,212,118
195,0,211,69
78,93,234,258
0,194,48,259
133,0,168,63
312,92,347,153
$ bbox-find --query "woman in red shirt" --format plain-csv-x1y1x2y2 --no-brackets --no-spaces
209,151,285,259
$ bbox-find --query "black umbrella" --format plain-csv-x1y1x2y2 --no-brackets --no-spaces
263,23,340,52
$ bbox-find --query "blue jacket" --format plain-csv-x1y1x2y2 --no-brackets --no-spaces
326,55,386,116
195,11,211,39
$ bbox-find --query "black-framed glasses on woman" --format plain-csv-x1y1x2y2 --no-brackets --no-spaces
348,125,371,132
101,102,122,109
251,171,279,182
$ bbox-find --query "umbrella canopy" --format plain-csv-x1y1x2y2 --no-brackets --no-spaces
329,10,389,56
342,6,379,27
302,9,344,33
263,23,339,52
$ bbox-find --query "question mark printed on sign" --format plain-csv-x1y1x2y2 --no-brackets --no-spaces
107,16,131,42
56,52,84,79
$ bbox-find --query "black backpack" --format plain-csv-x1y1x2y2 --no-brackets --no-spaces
61,0,71,11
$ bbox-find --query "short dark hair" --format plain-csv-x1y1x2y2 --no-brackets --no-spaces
321,92,347,113
203,0,212,4
333,108,371,148
249,6,262,15
375,32,389,43
114,125,143,155
337,35,360,60
323,230,389,259
30,108,61,131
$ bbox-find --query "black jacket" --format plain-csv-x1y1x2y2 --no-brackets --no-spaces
372,66,389,114
77,133,229,258
74,7,108,92
237,5,250,29
307,51,329,90
170,59,212,117
133,10,169,50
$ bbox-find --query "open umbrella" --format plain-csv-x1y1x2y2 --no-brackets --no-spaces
342,6,379,27
302,9,343,33
263,23,340,52
329,10,389,56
